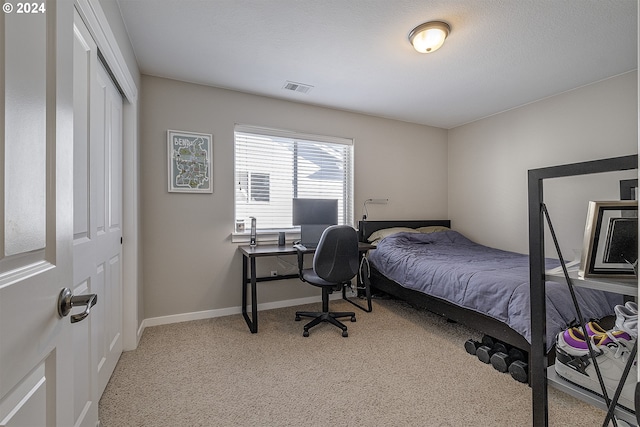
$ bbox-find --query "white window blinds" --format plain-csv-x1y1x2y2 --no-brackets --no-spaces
234,125,354,231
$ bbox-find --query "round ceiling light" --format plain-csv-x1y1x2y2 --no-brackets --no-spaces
408,21,451,53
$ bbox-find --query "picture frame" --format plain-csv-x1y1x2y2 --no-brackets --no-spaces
619,178,638,201
167,130,213,193
579,200,638,278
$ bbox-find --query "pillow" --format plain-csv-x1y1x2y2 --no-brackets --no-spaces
416,225,450,234
367,227,420,245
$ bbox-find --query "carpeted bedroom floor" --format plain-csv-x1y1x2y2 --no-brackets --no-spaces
99,298,611,426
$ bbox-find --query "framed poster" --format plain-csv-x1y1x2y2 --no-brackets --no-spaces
579,200,638,278
167,130,212,193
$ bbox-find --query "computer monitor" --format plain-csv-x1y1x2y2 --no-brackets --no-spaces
292,198,338,248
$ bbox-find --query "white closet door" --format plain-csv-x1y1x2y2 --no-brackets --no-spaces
72,8,124,427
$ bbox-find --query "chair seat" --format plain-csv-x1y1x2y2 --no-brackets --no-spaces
300,268,343,289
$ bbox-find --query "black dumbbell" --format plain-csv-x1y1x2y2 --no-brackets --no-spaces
464,339,481,355
481,335,495,347
493,341,508,354
490,347,525,373
465,334,498,356
476,337,508,364
508,360,528,383
476,345,495,363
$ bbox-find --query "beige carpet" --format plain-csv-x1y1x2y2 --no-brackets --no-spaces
99,298,610,426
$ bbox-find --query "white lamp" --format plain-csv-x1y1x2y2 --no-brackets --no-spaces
362,198,389,220
408,21,450,53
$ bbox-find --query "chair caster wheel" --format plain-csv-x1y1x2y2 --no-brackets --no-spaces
295,316,301,321
303,330,309,337
350,316,356,322
342,331,348,337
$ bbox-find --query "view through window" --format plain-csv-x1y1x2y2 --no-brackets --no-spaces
234,125,354,231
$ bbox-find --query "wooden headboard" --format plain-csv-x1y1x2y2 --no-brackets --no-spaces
357,220,451,242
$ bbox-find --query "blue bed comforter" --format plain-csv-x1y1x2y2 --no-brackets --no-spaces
368,231,623,348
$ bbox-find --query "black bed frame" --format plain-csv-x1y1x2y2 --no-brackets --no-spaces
358,220,532,355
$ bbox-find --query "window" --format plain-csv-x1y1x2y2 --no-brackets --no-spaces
234,125,354,231
250,172,270,202
238,171,270,203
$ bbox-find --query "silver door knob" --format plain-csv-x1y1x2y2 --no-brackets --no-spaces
57,288,98,323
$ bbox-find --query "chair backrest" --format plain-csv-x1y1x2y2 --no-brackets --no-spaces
313,225,359,283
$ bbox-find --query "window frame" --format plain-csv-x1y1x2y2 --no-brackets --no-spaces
233,124,354,241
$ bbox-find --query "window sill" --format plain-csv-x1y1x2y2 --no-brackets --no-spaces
231,230,300,245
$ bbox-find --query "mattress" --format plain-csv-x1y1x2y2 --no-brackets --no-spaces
367,230,623,348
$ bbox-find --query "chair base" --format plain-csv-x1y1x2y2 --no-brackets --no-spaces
295,310,356,337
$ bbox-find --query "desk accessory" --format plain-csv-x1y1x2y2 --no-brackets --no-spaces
250,217,257,246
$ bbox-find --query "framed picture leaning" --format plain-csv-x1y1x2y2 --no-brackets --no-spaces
579,200,638,278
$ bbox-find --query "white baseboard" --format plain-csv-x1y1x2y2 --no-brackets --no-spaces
139,294,339,332
136,322,145,345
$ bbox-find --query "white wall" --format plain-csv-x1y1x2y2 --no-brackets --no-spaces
140,70,637,321
140,75,448,319
448,72,638,257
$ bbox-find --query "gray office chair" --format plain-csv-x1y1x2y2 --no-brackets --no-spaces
295,225,359,337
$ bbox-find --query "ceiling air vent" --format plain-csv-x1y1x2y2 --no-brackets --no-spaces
283,81,313,94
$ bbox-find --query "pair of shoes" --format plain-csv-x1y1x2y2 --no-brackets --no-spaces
557,322,632,355
555,322,636,411
614,301,638,337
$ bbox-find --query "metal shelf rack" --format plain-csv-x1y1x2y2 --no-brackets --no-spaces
528,154,638,426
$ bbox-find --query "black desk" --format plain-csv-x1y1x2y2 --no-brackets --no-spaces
238,242,375,333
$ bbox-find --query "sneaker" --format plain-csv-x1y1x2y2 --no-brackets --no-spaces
615,303,638,337
555,329,637,411
625,301,638,314
556,323,632,357
584,321,607,338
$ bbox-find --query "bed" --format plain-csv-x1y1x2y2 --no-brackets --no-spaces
358,220,623,360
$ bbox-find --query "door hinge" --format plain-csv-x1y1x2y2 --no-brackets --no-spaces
120,237,123,244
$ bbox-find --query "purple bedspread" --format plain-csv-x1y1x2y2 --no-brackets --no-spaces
368,231,623,348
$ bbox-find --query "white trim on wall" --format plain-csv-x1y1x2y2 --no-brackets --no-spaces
140,294,337,331
75,0,137,101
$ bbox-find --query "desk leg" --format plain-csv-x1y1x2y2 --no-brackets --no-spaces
342,256,372,313
242,255,258,333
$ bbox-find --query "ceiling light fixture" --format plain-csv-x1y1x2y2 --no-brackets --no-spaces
408,21,450,53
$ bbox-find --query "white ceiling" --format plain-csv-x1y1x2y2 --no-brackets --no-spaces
116,0,638,129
